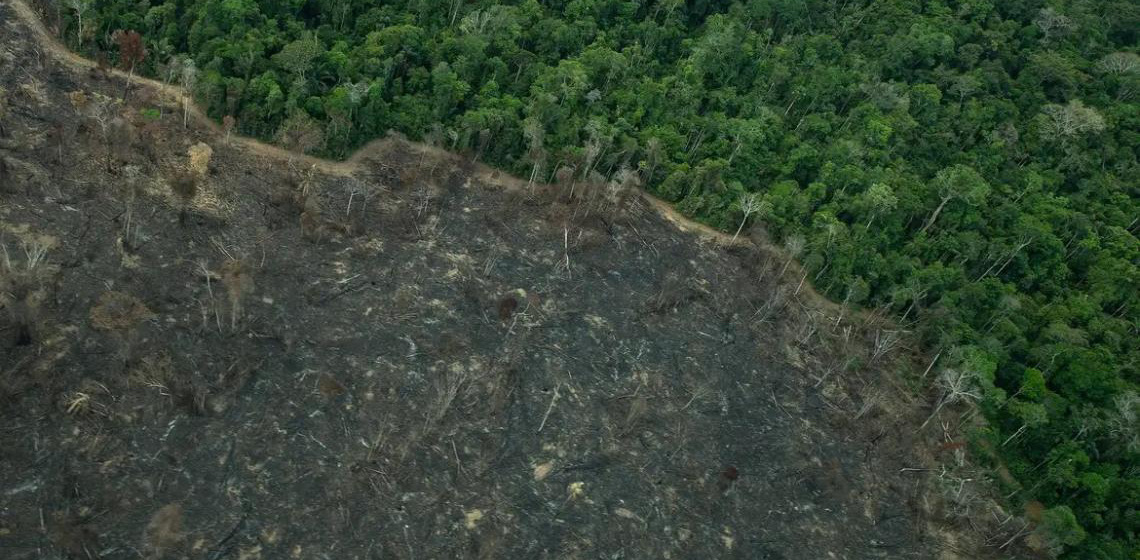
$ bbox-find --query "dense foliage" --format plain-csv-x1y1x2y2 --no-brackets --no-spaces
46,0,1138,555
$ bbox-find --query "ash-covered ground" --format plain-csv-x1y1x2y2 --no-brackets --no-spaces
1,3,978,558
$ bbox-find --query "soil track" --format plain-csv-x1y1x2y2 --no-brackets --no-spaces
5,0,846,317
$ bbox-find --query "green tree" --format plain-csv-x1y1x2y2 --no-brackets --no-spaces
919,165,990,235
273,34,324,82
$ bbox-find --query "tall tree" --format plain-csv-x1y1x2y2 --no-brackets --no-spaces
113,30,147,101
919,165,990,236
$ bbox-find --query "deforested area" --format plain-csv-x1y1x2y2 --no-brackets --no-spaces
17,1,1138,557
1,1,1135,559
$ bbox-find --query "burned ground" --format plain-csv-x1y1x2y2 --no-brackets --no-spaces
0,4,1005,559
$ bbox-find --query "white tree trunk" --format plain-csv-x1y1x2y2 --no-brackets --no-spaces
919,195,953,235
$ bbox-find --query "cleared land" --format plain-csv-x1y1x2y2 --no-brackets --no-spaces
1,3,1009,558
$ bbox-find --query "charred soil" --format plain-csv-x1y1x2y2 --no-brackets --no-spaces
1,3,1007,559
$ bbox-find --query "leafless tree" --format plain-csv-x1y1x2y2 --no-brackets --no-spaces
731,193,765,242
580,120,611,182
608,165,640,215
180,59,197,127
863,182,898,229
523,117,545,190
948,73,980,104
459,8,495,35
1033,8,1075,42
1109,391,1139,454
977,235,1034,281
84,94,124,170
473,127,492,162
921,367,982,429
642,137,662,183
1040,100,1107,146
871,329,903,363
1096,52,1140,76
67,0,91,46
779,234,805,276
119,166,146,252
